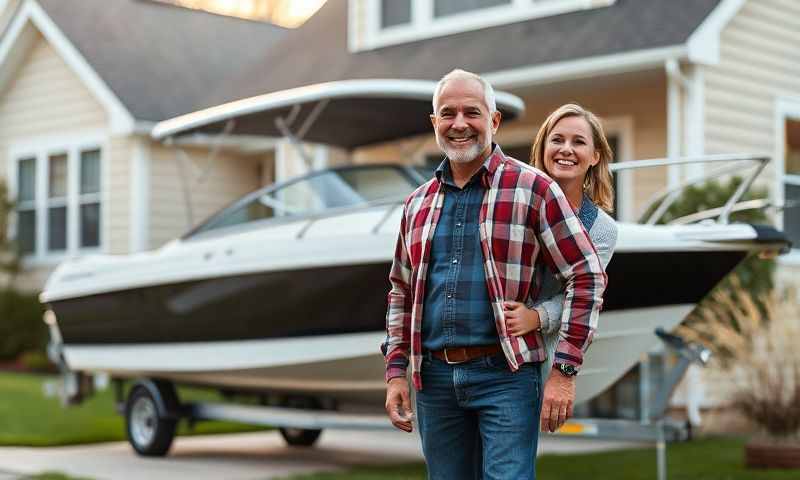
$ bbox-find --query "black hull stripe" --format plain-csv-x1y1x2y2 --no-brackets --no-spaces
52,250,745,345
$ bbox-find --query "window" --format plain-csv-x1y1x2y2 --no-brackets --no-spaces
11,144,103,259
15,157,36,255
48,153,68,251
360,0,616,51
433,0,511,18
381,0,411,28
785,118,800,251
79,149,101,247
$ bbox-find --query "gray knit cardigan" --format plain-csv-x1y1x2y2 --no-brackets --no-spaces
528,195,618,382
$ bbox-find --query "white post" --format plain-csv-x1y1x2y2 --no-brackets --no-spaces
665,60,682,189
684,65,705,179
129,138,150,252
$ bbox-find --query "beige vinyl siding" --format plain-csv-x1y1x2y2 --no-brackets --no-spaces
0,32,109,291
776,262,800,291
348,0,369,51
704,0,800,180
147,144,264,248
0,34,107,143
692,0,800,408
355,70,668,219
106,135,132,254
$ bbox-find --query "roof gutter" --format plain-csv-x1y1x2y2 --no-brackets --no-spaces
483,45,688,89
133,121,157,135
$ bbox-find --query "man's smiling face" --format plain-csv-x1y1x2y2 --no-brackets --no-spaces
431,77,500,164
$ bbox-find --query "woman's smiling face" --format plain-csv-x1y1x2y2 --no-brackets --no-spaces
542,115,600,185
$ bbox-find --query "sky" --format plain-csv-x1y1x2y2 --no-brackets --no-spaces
164,0,327,27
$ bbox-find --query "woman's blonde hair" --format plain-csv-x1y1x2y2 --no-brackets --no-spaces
531,103,615,212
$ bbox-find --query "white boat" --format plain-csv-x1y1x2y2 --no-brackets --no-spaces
40,80,788,454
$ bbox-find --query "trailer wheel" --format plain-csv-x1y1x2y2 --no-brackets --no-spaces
125,385,177,456
279,396,323,447
279,427,322,447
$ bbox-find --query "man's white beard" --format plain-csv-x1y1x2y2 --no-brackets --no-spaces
436,133,489,164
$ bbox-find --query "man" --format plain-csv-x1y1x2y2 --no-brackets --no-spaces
382,69,606,479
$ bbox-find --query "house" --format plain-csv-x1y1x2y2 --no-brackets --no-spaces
0,0,287,291
259,0,799,282
0,0,797,418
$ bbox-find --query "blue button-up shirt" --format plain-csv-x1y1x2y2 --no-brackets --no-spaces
421,159,498,351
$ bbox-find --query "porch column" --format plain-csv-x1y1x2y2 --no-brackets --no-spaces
665,60,682,189
684,64,706,179
129,137,150,252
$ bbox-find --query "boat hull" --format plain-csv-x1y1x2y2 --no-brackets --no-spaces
50,247,747,406
50,250,744,345
60,303,695,405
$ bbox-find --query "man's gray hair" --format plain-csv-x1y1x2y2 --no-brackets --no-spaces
432,69,497,114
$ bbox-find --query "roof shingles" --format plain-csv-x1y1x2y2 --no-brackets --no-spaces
214,0,722,103
31,0,722,121
36,0,287,121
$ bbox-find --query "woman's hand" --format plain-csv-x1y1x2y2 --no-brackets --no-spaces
504,301,541,337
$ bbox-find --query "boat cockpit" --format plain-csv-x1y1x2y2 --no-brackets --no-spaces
185,164,432,240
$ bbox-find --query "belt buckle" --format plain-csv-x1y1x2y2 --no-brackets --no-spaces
443,347,466,365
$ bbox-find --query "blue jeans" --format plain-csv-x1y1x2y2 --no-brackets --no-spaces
416,352,542,480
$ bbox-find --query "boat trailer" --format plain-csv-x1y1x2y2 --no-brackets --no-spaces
45,326,709,474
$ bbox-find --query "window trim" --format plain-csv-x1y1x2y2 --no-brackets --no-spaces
7,133,107,265
357,0,616,51
775,97,800,264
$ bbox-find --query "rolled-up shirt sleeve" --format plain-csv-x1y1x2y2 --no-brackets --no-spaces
382,204,413,381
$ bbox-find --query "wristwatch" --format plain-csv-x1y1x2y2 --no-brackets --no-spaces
554,363,579,377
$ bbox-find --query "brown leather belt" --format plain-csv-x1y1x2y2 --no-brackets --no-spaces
430,344,503,364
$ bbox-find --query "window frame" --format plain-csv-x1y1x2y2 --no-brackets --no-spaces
775,98,800,265
358,0,616,51
7,134,106,265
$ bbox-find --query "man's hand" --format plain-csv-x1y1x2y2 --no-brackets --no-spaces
385,377,414,432
504,301,540,337
540,370,575,433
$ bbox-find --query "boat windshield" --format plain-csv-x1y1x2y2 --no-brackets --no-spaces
189,166,420,237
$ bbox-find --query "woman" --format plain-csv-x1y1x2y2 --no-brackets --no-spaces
503,103,618,432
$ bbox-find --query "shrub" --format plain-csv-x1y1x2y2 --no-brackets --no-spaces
18,349,55,372
0,179,48,365
679,287,800,441
0,289,47,361
645,177,777,360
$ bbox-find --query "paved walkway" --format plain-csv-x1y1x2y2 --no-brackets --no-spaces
0,430,649,480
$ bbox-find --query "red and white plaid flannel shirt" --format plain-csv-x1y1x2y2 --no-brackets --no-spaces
384,146,606,390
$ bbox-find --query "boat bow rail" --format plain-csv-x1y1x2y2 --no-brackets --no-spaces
611,154,771,226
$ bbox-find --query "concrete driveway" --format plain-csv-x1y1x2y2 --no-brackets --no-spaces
0,429,648,480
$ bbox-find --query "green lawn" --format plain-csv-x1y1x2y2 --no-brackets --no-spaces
281,437,800,480
21,474,93,480
4,372,798,479
0,372,264,446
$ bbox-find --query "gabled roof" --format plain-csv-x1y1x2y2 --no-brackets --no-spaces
30,0,287,122
213,0,724,102
1,0,736,127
